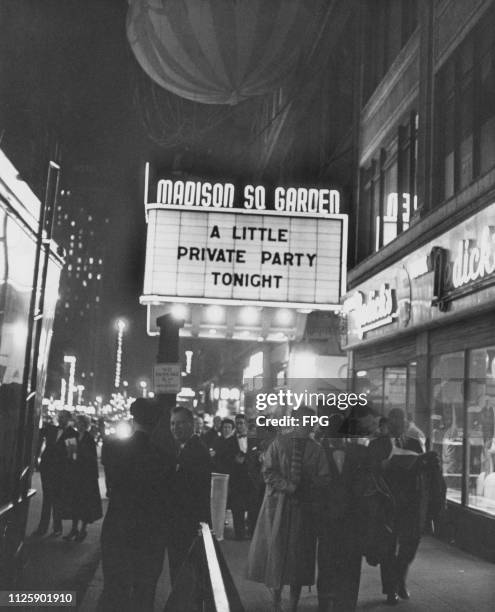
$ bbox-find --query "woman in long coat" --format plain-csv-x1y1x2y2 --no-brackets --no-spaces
247,410,329,612
64,414,102,541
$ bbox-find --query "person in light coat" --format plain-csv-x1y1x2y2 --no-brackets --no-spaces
247,406,328,612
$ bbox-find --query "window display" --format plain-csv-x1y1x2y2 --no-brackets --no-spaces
467,348,495,515
431,352,465,504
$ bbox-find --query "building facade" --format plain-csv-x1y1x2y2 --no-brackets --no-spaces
343,0,495,560
257,0,495,561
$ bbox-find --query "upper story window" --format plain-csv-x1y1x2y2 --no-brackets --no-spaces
434,8,495,204
363,0,418,102
357,112,418,261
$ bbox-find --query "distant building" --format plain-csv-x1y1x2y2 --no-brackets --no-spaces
47,167,111,400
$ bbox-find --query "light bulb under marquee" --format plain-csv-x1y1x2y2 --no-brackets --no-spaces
275,308,293,325
171,303,188,320
205,304,224,323
239,306,259,325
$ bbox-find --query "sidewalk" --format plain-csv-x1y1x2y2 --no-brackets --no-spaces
81,533,494,611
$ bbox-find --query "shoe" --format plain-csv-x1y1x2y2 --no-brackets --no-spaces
398,584,410,600
75,530,87,542
62,529,79,541
386,593,399,605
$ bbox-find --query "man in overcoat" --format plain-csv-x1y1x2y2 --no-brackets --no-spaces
98,399,172,612
168,406,212,584
33,410,77,537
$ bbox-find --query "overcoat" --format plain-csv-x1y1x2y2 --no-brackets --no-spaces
70,431,102,523
247,434,328,589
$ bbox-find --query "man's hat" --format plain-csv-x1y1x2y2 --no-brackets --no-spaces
130,398,162,427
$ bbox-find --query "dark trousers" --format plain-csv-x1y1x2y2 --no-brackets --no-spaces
317,521,362,612
231,487,257,539
380,512,420,595
98,516,166,612
168,528,195,585
37,473,62,533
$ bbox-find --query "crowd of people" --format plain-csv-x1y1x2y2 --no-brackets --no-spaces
32,401,445,612
32,410,102,542
247,406,445,612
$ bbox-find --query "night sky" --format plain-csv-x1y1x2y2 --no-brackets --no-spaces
1,0,272,395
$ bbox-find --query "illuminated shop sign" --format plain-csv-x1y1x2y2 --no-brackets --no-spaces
141,171,347,311
343,284,398,339
431,225,495,310
451,226,495,288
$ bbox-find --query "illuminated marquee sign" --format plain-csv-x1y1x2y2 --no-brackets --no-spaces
141,173,347,311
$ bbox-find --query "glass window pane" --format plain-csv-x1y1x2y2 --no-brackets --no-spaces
431,352,465,504
0,213,37,505
383,159,398,246
355,367,384,413
467,347,495,515
384,366,407,413
407,361,417,416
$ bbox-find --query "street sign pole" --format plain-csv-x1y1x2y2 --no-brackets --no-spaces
152,312,184,454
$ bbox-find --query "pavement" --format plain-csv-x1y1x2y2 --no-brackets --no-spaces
19,470,105,608
21,471,495,611
80,527,495,612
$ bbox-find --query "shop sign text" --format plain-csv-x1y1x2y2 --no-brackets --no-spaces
344,284,398,339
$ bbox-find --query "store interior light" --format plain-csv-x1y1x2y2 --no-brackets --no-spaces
209,328,217,335
356,370,368,377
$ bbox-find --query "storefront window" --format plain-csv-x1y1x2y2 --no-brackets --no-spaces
383,366,407,412
431,352,465,504
355,364,417,419
355,367,384,413
407,361,417,418
0,211,36,505
467,347,495,515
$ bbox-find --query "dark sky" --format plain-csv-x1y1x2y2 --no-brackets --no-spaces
1,0,268,394
1,0,170,391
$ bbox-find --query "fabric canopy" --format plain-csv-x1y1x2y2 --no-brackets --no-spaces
127,0,313,105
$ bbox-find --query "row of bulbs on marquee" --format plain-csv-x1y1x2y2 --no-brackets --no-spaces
168,304,296,327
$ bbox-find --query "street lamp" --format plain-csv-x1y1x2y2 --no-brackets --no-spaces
114,318,126,389
77,384,85,406
63,355,76,408
139,380,147,397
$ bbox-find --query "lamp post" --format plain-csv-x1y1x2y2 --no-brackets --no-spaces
139,380,148,398
63,355,76,408
114,319,126,389
77,384,85,406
